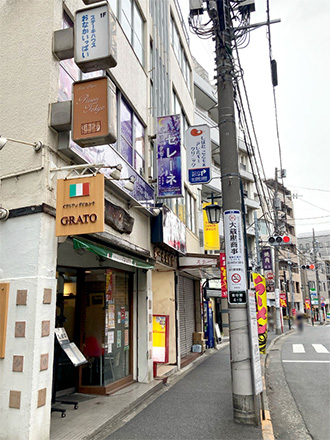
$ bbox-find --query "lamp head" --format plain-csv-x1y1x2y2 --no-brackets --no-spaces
124,176,136,192
109,164,122,180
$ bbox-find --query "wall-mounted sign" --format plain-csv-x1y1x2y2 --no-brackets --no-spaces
56,174,104,237
305,298,311,310
75,3,117,72
280,293,287,307
152,315,169,363
72,76,116,147
186,125,211,184
224,210,247,297
203,203,220,251
153,246,177,268
151,205,186,254
157,115,182,198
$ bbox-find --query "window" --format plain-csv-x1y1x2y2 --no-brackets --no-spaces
111,0,144,65
185,189,196,234
170,16,191,91
119,96,145,175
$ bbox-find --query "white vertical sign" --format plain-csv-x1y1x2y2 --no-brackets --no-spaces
224,210,247,292
186,125,211,184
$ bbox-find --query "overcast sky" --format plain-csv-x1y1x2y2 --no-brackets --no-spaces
183,0,330,234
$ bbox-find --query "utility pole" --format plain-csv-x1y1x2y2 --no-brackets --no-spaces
313,229,324,324
254,211,261,270
273,168,282,334
209,0,257,425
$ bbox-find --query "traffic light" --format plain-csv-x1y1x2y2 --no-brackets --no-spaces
301,264,315,270
268,235,291,246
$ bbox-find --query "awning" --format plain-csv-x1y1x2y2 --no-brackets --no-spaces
73,237,154,270
178,254,220,280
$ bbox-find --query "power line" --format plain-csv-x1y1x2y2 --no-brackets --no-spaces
288,185,330,193
297,198,330,214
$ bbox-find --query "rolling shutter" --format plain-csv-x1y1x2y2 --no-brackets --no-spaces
178,276,196,358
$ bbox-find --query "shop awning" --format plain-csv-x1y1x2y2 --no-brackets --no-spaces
73,237,154,270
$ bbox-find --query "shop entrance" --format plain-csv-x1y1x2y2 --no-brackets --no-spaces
54,264,133,397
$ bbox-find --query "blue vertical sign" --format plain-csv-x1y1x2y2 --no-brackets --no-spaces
157,115,183,198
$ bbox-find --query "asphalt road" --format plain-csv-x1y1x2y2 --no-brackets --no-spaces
267,324,330,440
103,346,262,440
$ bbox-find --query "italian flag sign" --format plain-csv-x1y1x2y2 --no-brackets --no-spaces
69,182,89,198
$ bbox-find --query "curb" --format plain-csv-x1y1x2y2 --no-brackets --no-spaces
260,330,295,440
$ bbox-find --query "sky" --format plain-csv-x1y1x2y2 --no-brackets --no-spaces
182,0,330,234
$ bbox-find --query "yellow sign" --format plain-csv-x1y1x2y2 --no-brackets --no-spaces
152,315,169,363
203,203,220,251
56,174,104,237
252,273,268,354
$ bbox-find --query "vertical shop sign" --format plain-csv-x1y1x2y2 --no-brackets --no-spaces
152,315,169,363
203,203,220,250
157,115,182,198
252,273,268,354
186,125,211,184
74,3,117,72
247,291,263,395
305,298,311,310
219,253,228,298
224,210,247,304
279,293,287,308
262,248,273,271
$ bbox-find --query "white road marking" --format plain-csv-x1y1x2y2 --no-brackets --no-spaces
283,360,330,363
312,344,329,354
292,344,305,353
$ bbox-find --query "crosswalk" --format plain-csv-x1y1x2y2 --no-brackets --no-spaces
292,343,329,354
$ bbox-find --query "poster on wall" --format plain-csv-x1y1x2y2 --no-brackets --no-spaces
117,330,121,348
152,315,169,363
252,273,268,354
107,305,115,329
157,115,182,198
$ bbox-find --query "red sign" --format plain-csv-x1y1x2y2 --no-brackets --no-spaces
279,293,287,307
292,308,296,316
219,253,228,298
305,298,311,310
266,272,274,280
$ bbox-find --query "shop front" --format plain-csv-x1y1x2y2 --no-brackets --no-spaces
54,235,154,397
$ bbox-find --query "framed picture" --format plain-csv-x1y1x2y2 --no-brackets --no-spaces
90,293,104,306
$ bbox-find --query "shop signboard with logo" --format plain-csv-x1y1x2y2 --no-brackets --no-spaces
186,125,211,184
157,115,182,198
56,174,104,236
72,76,117,147
74,3,117,72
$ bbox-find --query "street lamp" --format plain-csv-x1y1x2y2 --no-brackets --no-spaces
203,193,222,224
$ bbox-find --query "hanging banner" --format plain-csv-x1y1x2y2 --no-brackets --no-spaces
305,298,311,310
203,203,220,250
157,115,182,198
252,273,268,354
279,293,287,308
262,248,273,271
224,210,247,304
186,125,211,184
219,253,228,298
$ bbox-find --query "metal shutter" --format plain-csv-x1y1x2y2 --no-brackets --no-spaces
178,276,196,358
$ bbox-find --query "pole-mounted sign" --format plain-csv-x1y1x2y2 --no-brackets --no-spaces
186,125,211,184
224,210,247,304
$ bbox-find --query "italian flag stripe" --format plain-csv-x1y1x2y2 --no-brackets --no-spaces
70,182,90,197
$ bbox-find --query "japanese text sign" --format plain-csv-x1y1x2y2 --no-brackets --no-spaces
56,174,104,237
72,76,117,147
75,3,117,72
157,115,182,198
252,273,268,354
305,298,311,310
219,253,228,298
186,125,211,184
262,248,273,271
224,210,247,297
203,203,220,250
280,293,287,308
